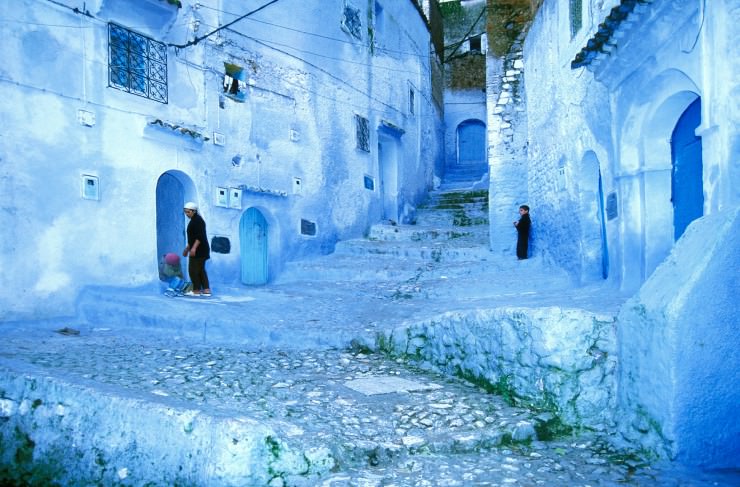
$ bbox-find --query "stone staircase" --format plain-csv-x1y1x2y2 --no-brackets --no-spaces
439,163,488,191
277,189,571,298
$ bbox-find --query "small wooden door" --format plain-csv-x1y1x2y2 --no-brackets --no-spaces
671,98,703,241
240,208,268,285
457,120,486,165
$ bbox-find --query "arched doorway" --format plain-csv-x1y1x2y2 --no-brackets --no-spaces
671,97,703,240
377,129,400,223
240,207,268,285
155,171,197,280
457,119,486,166
578,151,608,282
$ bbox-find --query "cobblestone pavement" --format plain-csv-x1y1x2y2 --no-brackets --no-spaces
3,331,736,486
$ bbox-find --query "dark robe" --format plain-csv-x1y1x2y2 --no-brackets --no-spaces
516,213,530,260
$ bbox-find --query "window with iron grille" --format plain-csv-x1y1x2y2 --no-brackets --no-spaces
355,114,370,152
108,23,168,103
569,0,583,38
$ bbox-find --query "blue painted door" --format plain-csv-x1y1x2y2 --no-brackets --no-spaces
156,173,185,279
671,98,703,241
598,169,609,279
240,208,268,285
457,120,486,165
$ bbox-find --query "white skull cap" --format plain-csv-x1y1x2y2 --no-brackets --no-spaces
184,202,198,210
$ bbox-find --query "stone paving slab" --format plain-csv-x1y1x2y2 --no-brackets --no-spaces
2,330,736,486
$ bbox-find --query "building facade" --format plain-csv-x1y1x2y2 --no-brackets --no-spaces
440,0,489,187
491,0,739,468
0,0,443,320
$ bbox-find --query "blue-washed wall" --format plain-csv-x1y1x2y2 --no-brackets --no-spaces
0,0,442,320
522,0,739,290
521,0,740,468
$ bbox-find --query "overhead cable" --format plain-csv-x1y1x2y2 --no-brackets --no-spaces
169,0,281,49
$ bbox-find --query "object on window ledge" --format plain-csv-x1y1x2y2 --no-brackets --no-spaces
239,184,288,198
223,63,247,102
146,118,210,144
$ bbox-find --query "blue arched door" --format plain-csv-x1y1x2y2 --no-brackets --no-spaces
156,172,188,280
457,120,486,166
240,208,268,285
671,98,703,240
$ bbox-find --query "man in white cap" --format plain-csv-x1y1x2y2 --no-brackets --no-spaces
182,202,212,296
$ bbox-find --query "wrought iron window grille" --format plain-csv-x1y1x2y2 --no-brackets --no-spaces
355,114,370,152
108,23,168,104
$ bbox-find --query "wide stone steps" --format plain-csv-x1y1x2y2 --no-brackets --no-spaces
367,223,485,243
278,189,496,284
442,164,488,180
333,239,492,262
275,253,427,283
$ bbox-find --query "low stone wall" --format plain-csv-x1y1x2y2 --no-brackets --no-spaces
0,361,334,486
375,307,618,432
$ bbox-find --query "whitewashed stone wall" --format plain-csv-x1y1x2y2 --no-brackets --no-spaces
0,365,334,485
377,307,618,431
487,32,531,255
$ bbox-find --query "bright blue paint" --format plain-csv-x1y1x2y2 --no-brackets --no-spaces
240,208,268,285
671,98,703,241
598,169,609,279
457,119,486,165
156,172,185,278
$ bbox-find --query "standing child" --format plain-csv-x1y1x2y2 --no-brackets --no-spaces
513,205,531,260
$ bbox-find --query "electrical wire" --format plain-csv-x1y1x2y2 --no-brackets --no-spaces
194,23,429,77
169,0,281,49
196,3,432,59
6,0,440,119
682,0,705,54
443,6,487,63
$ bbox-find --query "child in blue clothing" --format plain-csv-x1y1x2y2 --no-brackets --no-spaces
159,253,192,296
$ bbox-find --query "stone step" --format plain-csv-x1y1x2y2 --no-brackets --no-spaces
413,211,488,228
333,239,494,263
276,253,426,283
438,180,487,191
367,223,487,243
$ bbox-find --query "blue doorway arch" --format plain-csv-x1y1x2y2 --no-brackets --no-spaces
457,119,486,166
671,98,703,240
155,171,196,280
240,207,268,285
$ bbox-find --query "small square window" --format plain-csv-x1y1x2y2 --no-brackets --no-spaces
300,219,317,236
469,35,482,53
355,114,370,152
